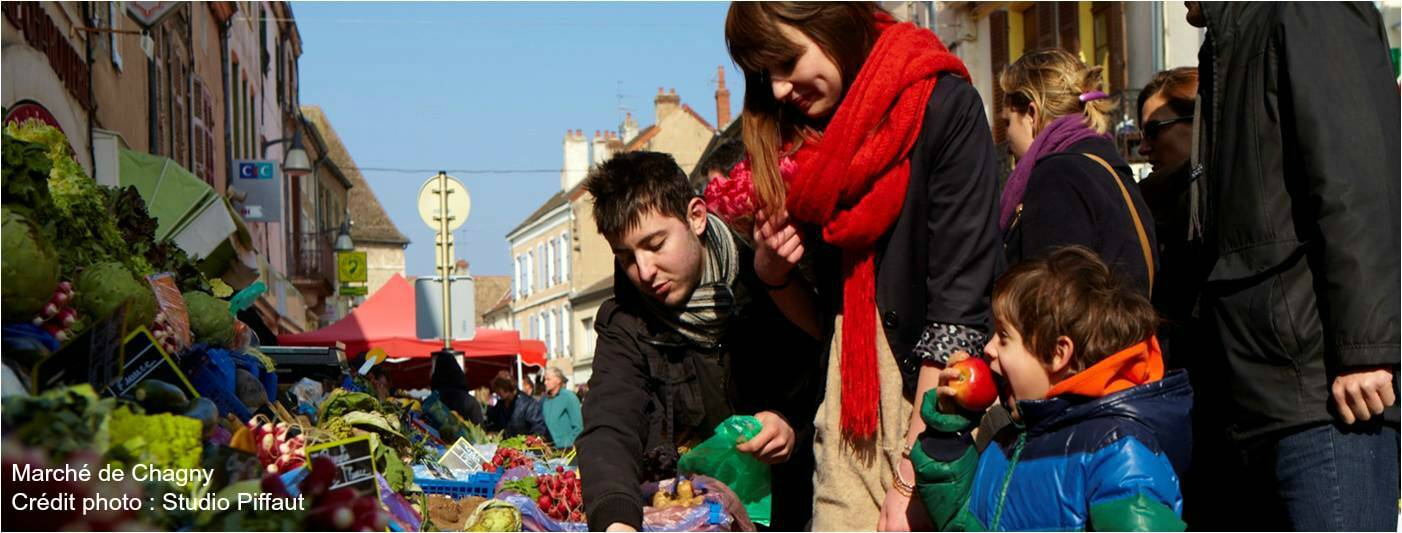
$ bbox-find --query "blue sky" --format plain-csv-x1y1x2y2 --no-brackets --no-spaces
294,2,740,277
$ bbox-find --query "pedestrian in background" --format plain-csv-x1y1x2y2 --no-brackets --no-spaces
1187,2,1399,530
485,370,548,440
541,367,583,448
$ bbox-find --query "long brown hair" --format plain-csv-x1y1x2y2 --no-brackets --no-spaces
724,2,883,213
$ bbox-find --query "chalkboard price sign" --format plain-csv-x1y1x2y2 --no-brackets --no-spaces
306,435,379,495
104,327,198,398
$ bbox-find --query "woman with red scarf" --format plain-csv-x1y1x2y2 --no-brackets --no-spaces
725,3,1002,530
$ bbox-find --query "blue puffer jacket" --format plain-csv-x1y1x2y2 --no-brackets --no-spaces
914,369,1194,531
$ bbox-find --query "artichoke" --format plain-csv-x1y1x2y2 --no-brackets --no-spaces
183,290,235,347
1,207,60,324
74,261,157,330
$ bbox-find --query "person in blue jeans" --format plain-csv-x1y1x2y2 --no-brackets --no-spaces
1186,2,1400,530
541,367,583,448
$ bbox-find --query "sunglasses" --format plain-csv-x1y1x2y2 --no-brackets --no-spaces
1142,116,1193,141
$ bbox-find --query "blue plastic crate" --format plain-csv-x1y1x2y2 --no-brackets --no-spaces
416,471,502,499
188,362,253,421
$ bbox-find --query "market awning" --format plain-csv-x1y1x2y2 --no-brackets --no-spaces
276,274,547,366
114,148,259,288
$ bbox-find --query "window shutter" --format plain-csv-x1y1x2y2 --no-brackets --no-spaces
990,10,1009,145
1058,2,1080,55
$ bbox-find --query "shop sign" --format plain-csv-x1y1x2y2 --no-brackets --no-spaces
233,159,283,222
1,2,91,110
337,251,368,283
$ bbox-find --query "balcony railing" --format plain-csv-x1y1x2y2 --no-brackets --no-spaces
293,232,336,286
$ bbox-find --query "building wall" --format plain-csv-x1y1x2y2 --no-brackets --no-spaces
507,206,573,360
86,1,151,156
570,193,615,292
192,4,228,193
1,2,93,173
648,108,715,175
363,243,406,297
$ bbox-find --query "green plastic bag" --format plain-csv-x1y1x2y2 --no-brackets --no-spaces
678,415,772,526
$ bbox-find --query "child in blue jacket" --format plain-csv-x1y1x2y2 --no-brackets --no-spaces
913,246,1193,531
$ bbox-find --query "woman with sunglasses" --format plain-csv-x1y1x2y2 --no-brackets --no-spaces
999,49,1157,297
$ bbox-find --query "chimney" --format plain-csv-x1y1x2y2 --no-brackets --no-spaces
619,111,640,144
562,129,590,191
655,86,681,123
715,66,731,128
591,129,611,167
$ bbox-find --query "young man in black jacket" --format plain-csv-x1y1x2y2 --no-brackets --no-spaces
576,152,822,532
485,371,548,440
1187,3,1399,530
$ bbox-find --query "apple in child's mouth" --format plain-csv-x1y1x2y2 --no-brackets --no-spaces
948,357,999,412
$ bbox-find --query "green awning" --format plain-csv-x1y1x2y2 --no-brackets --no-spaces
118,149,222,242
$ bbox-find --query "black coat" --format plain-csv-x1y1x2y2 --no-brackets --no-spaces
1004,137,1159,297
486,390,547,439
577,240,822,531
1196,2,1400,442
810,74,1003,399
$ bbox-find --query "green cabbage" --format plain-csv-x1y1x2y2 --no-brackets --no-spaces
76,261,157,330
2,207,60,323
183,290,235,347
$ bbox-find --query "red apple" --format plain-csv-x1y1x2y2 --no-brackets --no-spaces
947,357,998,411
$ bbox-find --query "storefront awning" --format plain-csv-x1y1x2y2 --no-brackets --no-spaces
113,148,259,289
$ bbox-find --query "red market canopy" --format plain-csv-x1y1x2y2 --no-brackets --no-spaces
276,274,546,368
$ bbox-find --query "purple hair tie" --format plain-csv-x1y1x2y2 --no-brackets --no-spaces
1079,90,1108,103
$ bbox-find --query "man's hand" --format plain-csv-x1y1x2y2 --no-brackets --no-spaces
605,522,637,532
736,410,795,464
1331,367,1397,424
753,209,804,287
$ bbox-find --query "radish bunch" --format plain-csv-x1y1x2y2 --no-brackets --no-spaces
248,420,306,474
536,466,584,523
148,311,180,354
481,446,532,473
32,281,78,342
262,455,388,531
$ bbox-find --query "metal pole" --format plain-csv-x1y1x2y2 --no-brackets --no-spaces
438,172,453,350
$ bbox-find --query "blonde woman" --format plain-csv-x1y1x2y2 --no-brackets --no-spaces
998,49,1157,297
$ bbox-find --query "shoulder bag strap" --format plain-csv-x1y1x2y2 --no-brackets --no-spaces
1081,153,1155,295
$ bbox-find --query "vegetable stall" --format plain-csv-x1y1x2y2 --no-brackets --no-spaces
1,123,763,532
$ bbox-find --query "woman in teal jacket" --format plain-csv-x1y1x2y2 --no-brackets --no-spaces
541,367,583,448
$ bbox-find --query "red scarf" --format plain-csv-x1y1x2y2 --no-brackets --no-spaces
787,15,969,439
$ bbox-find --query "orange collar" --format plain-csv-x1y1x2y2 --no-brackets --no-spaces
1046,337,1165,399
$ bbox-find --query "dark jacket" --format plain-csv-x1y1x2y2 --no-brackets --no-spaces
1138,162,1213,369
1197,2,1400,442
811,74,1003,398
577,238,822,531
915,370,1194,531
487,390,547,439
1004,137,1159,297
430,350,485,426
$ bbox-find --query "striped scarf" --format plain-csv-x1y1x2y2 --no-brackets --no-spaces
641,214,743,348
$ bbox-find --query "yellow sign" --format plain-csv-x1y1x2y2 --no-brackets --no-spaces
337,251,368,283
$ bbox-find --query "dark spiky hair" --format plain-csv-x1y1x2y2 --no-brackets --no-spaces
583,151,696,239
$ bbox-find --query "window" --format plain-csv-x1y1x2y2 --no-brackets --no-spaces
526,251,535,295
1092,8,1110,92
560,233,571,282
541,309,552,356
259,6,269,76
552,305,563,356
536,243,546,289
582,317,595,356
514,255,523,298
232,61,242,159
109,3,122,70
546,240,556,286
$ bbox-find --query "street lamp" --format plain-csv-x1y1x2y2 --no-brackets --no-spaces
333,218,355,252
261,129,312,178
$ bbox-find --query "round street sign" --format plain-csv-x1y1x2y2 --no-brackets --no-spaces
417,174,471,231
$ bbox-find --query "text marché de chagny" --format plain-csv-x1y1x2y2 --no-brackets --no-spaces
8,463,306,514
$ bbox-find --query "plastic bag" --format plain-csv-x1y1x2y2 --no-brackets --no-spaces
677,416,771,525
146,273,191,354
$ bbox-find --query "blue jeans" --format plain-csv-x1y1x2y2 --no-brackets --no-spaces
1241,422,1400,531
